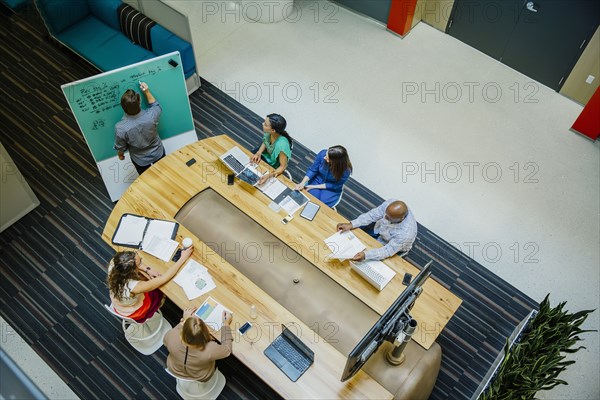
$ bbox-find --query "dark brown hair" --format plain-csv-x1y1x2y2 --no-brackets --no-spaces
107,251,140,301
181,317,212,350
120,89,141,115
267,113,293,148
327,145,352,181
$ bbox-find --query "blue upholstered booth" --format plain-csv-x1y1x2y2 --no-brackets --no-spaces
2,0,30,12
34,0,197,81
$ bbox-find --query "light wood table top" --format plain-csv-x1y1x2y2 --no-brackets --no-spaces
102,135,462,399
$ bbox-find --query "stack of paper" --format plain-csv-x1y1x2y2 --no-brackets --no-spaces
324,231,366,260
142,235,179,262
173,259,216,300
195,297,232,331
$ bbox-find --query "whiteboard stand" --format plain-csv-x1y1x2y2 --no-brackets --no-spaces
99,130,197,202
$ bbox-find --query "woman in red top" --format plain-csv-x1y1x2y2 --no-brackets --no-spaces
107,246,193,322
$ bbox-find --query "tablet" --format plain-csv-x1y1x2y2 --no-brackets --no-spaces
300,202,320,221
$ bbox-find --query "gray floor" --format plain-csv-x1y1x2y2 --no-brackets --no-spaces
6,0,599,399
0,316,78,399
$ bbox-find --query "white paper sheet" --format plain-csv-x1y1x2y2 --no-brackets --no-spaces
142,235,179,262
258,178,287,200
141,219,178,250
173,259,216,300
194,297,232,331
112,214,147,246
324,231,366,260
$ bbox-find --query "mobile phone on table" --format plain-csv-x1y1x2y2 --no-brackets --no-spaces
172,248,182,262
402,273,413,286
239,321,252,335
300,202,320,221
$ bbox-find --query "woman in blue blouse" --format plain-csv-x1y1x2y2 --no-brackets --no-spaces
294,145,352,207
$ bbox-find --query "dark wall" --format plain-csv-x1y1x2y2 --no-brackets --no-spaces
334,0,392,24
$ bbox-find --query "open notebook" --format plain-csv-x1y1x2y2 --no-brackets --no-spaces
111,213,179,250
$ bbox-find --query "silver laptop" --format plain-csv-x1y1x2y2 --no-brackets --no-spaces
219,146,262,186
219,146,251,174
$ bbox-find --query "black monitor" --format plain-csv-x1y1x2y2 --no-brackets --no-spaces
340,260,433,382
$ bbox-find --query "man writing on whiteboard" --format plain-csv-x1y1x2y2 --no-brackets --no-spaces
114,81,165,175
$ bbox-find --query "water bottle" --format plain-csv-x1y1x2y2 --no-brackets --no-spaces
249,304,258,319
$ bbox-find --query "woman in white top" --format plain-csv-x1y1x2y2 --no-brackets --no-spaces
107,247,193,322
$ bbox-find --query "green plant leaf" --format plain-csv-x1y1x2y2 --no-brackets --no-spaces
479,294,596,399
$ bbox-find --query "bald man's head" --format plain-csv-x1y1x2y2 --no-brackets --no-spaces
385,201,408,224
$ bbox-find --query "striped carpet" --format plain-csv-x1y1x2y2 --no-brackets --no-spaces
0,7,537,400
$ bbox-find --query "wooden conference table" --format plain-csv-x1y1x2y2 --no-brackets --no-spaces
102,135,462,399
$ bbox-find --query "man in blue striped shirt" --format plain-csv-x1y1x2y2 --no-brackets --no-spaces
337,199,417,261
114,82,164,175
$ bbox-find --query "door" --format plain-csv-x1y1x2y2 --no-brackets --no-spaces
501,0,599,90
447,0,522,59
447,0,599,91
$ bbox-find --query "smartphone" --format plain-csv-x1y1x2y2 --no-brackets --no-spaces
227,173,235,185
238,321,252,335
186,158,196,167
402,273,413,286
172,248,182,261
300,202,320,221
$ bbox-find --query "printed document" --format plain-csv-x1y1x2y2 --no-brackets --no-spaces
324,231,366,260
142,235,178,262
173,259,216,300
195,297,232,331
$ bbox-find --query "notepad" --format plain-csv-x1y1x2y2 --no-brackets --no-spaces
111,213,178,249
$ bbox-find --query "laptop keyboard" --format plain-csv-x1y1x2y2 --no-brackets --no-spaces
224,154,244,173
272,336,311,371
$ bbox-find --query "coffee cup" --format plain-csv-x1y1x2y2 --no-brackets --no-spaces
182,237,193,249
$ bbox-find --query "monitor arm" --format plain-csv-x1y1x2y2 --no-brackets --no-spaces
386,317,418,365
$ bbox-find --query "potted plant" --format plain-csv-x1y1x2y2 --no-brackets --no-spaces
480,294,595,400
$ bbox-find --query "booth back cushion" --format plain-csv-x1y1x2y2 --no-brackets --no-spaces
151,25,196,78
88,0,121,31
36,0,90,34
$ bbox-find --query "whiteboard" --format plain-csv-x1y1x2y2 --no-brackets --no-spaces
61,52,196,201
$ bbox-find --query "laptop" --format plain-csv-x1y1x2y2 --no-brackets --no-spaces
264,324,315,382
219,146,262,186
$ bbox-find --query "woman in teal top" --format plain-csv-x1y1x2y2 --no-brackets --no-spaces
251,114,293,184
